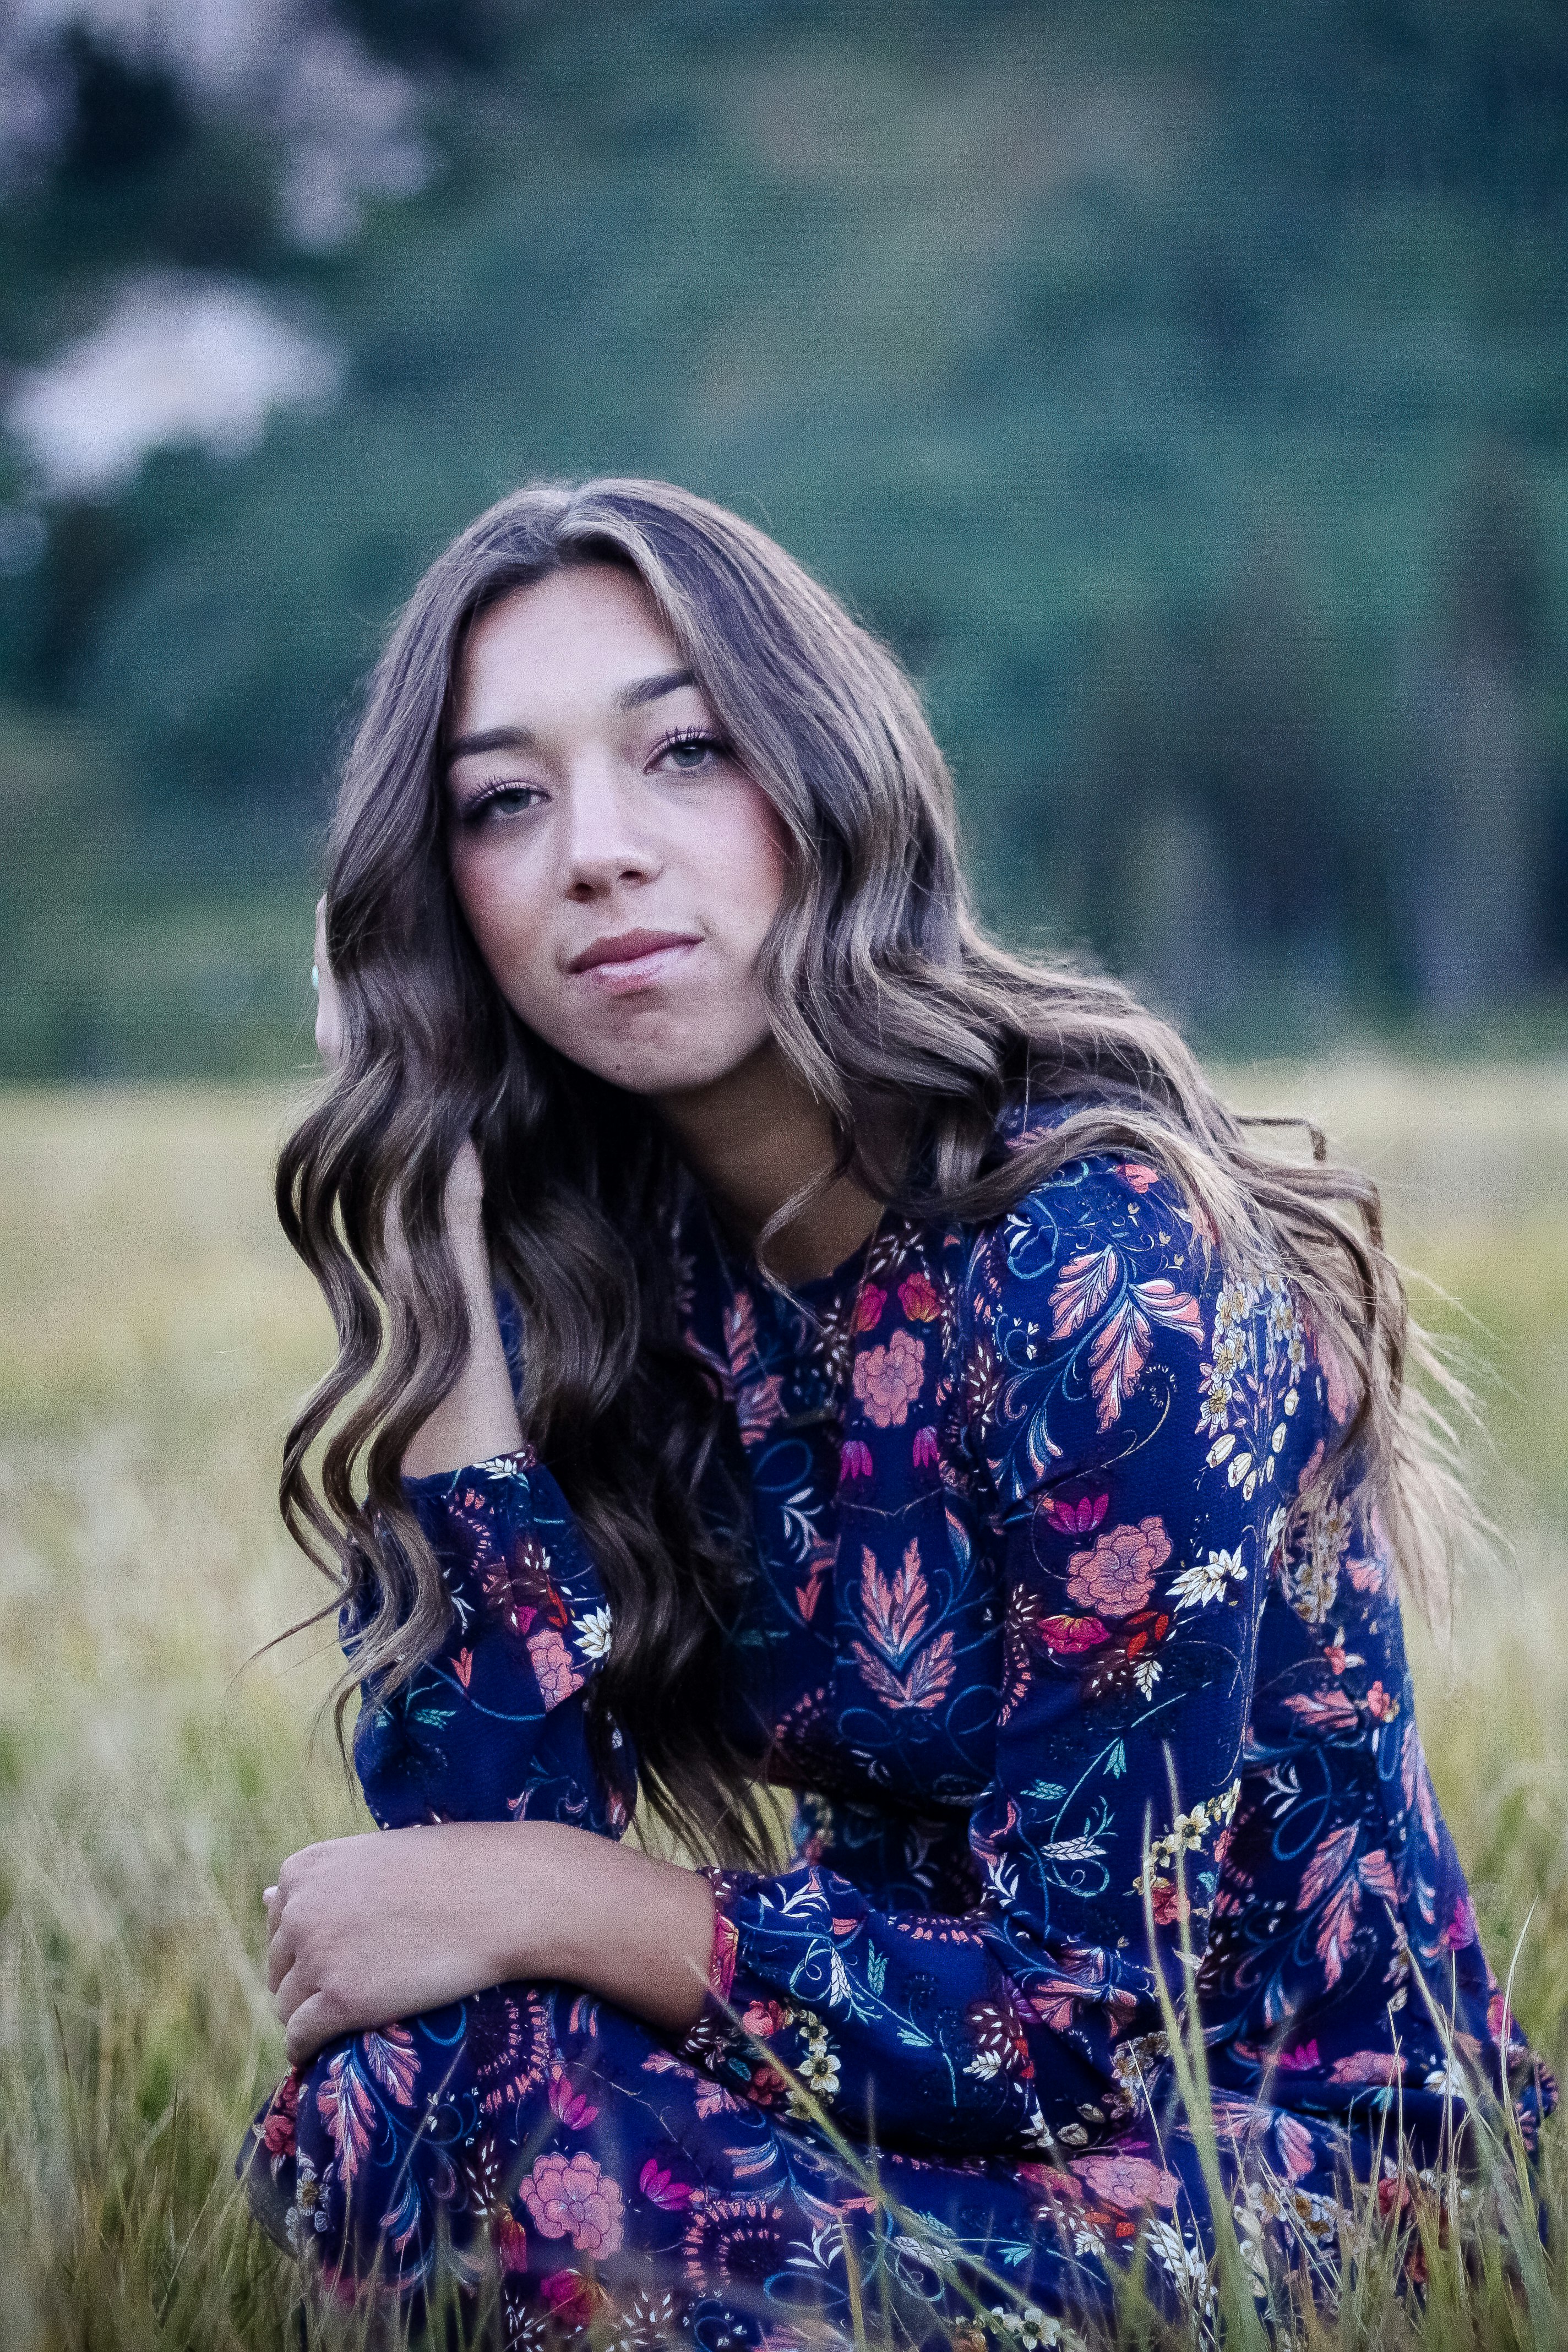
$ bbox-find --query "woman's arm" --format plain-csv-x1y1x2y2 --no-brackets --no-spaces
272,909,714,2064
680,1159,1280,2155
265,1820,715,2065
283,898,719,2060
398,1157,524,1477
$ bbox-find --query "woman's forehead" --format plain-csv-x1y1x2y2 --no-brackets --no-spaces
454,565,693,730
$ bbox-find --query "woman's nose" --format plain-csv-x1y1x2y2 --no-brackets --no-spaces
560,763,661,897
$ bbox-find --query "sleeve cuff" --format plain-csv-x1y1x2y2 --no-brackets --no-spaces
401,1442,538,1513
674,1866,753,2065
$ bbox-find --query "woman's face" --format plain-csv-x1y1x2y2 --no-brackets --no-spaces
445,565,788,1098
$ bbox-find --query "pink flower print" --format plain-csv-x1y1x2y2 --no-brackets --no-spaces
1038,1613,1109,1655
852,1327,926,1429
745,2061,785,2107
1275,2112,1317,2182
1065,1517,1172,1618
839,1439,874,1482
1040,1490,1109,1536
1364,1678,1400,1722
1070,2150,1178,2211
538,2270,609,2326
735,1371,787,1448
725,1289,763,1380
519,2151,625,2256
1018,2159,1083,2202
742,1998,790,2038
1321,1342,1354,1425
1017,2158,1065,2193
911,1424,939,1469
1115,1162,1160,1194
547,2065,600,2130
709,1909,739,2004
1441,1894,1477,1950
526,1625,585,1709
259,2071,299,2158
897,1270,941,1322
493,2209,530,2274
1276,2038,1321,2072
1329,2049,1403,2086
639,2158,695,2211
1149,1879,1188,1928
853,1284,886,1335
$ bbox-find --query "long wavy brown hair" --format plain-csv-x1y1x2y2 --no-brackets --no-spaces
277,476,1476,1866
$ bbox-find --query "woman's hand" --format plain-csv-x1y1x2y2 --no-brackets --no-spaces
265,1825,526,2066
264,1822,715,2066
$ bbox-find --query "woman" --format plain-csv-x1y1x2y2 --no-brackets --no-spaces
243,479,1554,2345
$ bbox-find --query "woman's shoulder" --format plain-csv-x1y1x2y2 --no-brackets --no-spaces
946,1095,1218,1311
929,1096,1332,1509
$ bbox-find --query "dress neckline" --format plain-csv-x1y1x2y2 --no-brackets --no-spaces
698,1191,881,1316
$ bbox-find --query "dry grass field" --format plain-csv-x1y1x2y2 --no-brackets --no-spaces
1,1066,1565,2349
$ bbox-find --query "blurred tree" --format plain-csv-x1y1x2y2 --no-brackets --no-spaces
1069,551,1351,1033
341,0,508,67
1406,450,1550,1017
58,29,192,185
0,0,1565,1073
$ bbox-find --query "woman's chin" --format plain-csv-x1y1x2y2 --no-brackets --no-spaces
573,1036,761,1102
536,1005,771,1103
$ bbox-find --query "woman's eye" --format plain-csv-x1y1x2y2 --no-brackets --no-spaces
652,731,727,774
461,783,540,826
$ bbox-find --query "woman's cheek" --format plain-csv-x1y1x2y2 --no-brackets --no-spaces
451,856,552,1019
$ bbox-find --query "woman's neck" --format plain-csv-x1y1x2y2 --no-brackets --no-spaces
656,1042,885,1287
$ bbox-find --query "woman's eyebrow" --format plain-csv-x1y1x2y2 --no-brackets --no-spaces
614,667,696,711
445,724,532,767
444,671,698,768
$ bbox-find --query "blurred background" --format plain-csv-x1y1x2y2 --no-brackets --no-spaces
3,16,1568,2333
1,0,1566,1077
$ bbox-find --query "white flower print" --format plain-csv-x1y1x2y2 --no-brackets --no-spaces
1167,1545,1249,1610
573,1605,613,1660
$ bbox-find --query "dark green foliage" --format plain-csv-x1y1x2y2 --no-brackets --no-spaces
2,0,1566,1075
58,29,192,186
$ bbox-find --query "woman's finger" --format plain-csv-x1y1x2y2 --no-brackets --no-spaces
266,1919,297,1998
283,1978,365,2069
284,1990,337,2070
271,1940,305,2012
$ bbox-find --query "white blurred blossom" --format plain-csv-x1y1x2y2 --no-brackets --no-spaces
7,274,340,495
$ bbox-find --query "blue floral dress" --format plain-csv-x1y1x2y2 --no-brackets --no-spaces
242,1125,1555,2346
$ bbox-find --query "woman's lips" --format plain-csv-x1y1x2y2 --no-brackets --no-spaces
567,929,702,994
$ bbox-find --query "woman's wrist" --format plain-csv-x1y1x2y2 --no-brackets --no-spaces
500,1825,716,2034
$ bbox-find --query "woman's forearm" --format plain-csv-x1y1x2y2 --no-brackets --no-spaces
267,1821,716,2061
516,1824,717,2033
401,1196,524,1479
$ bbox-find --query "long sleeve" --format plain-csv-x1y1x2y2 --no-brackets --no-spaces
350,1448,630,1840
687,1157,1308,2159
